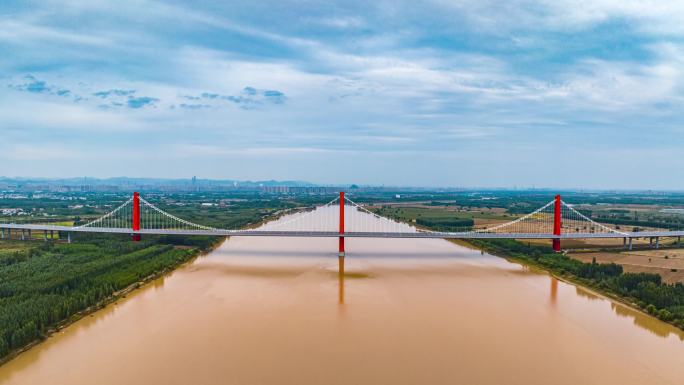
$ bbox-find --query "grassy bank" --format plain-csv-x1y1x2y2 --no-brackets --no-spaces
468,239,684,332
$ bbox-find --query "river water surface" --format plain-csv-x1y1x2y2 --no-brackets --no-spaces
1,212,684,384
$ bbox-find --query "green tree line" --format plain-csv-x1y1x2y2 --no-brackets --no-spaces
416,218,474,232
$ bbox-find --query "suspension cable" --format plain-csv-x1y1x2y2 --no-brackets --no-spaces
75,198,133,228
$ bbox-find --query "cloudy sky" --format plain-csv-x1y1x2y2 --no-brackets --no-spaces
1,1,683,188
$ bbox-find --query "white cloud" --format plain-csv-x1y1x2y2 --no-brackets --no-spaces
431,0,684,35
0,143,84,161
0,95,144,133
310,16,366,29
0,19,113,46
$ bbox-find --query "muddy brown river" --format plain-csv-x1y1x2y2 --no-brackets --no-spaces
1,212,684,384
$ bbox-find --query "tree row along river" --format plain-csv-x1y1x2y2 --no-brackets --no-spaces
1,209,683,385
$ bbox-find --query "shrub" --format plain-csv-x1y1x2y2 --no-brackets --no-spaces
657,309,673,321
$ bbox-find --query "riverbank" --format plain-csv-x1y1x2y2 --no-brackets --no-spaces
0,236,226,366
462,239,684,333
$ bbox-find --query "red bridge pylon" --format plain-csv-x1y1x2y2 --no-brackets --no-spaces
132,192,141,241
553,194,561,252
338,191,345,276
339,191,345,257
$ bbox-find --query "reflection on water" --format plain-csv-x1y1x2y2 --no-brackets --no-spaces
338,256,345,305
575,285,602,301
611,302,684,340
1,215,684,385
574,284,684,340
151,276,166,291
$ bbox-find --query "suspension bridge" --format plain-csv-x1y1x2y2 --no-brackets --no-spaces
1,192,683,255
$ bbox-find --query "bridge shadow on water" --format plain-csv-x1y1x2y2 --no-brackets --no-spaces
210,248,488,259
188,255,360,305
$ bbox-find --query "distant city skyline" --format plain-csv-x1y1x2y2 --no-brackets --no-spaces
3,175,684,192
2,1,684,189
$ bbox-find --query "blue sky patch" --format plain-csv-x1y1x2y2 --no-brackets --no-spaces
127,96,159,109
93,89,136,98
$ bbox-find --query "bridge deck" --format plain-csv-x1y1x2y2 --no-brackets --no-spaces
1,223,682,239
